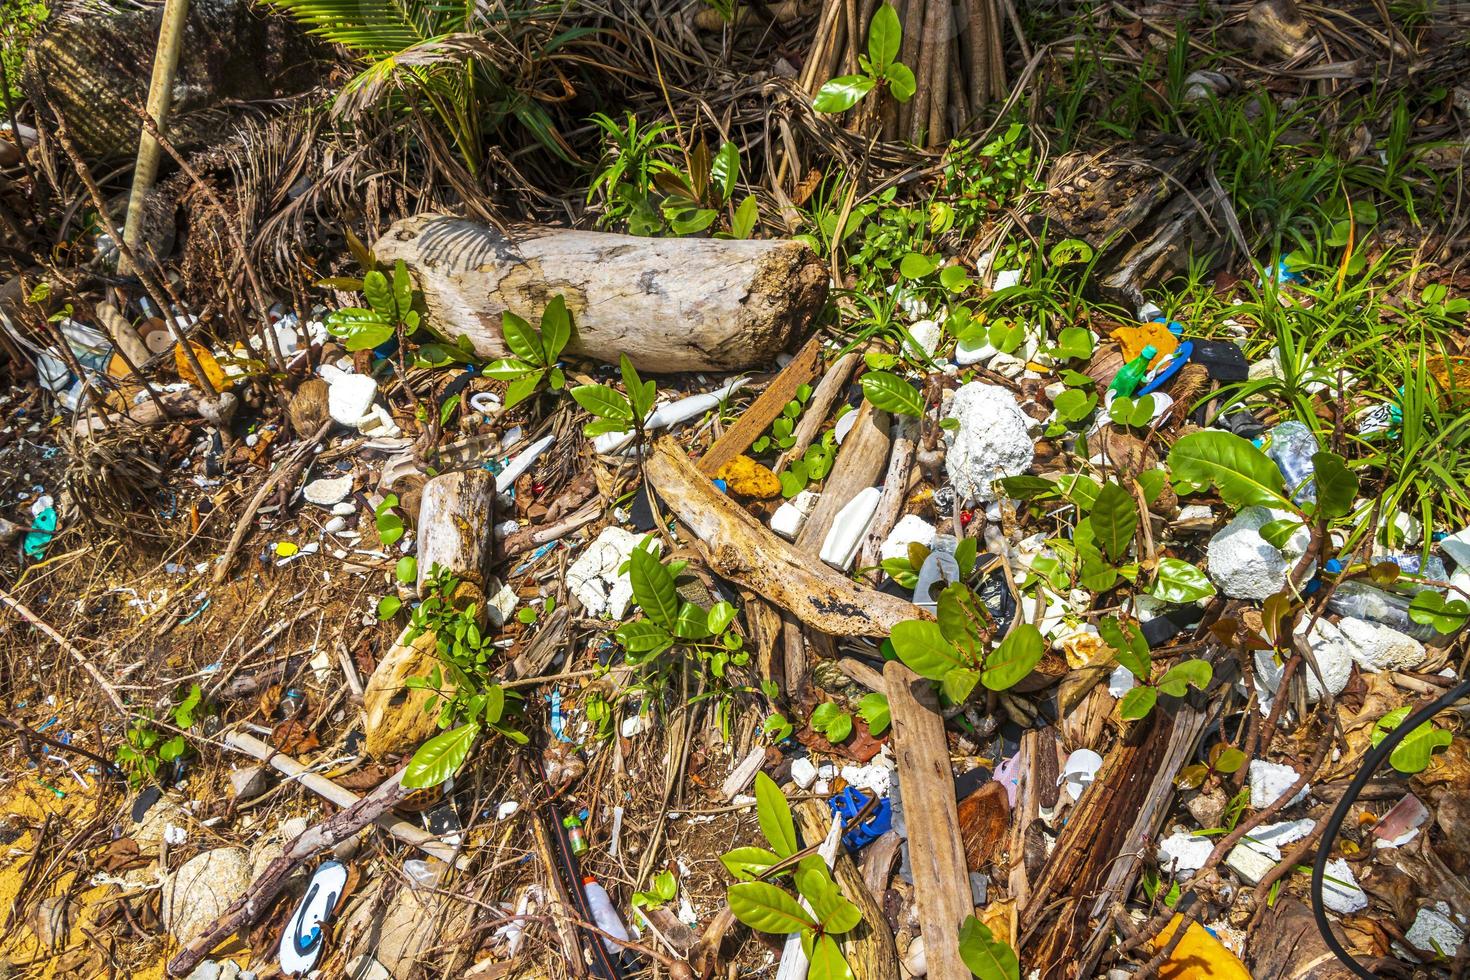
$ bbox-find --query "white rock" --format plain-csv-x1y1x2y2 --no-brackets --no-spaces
992,269,1022,290
790,756,819,790
1405,904,1466,956
771,490,820,541
905,319,943,359
943,383,1035,504
485,581,519,629
1329,616,1425,673
881,514,937,563
1207,506,1310,599
1224,842,1277,885
819,487,881,570
1252,618,1353,703
1158,831,1213,872
303,474,353,506
1319,858,1368,914
331,501,356,516
904,935,928,977
1249,760,1309,809
163,848,252,945
326,373,378,427
567,527,655,619
955,338,998,366
324,516,347,534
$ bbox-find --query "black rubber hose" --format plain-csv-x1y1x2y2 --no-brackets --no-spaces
1310,676,1470,979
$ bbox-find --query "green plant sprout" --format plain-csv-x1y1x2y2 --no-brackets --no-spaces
812,4,915,114
115,684,204,788
482,294,572,409
889,582,1047,705
571,354,658,440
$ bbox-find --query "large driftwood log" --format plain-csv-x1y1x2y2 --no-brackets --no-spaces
373,215,827,373
415,468,496,601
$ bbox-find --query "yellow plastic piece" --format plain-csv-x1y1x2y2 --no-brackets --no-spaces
1152,915,1252,980
714,455,781,499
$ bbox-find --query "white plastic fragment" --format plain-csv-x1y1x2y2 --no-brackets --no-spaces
324,371,379,427
567,527,656,619
1060,749,1104,803
592,377,749,454
880,514,936,563
770,490,819,540
1249,760,1309,809
818,487,882,570
790,756,819,790
1319,858,1368,914
833,409,858,445
485,582,519,629
1206,506,1311,599
943,383,1035,504
1107,664,1136,697
495,434,555,493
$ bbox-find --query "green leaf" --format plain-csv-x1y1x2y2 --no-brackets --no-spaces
482,357,537,380
483,685,505,724
391,260,412,314
1167,431,1290,511
1408,590,1470,633
808,933,856,980
729,881,817,934
673,600,712,639
899,251,938,278
376,594,402,620
620,354,657,421
941,666,980,704
867,1,901,69
1259,518,1304,551
402,722,479,789
1055,326,1094,360
1091,482,1138,562
502,371,543,411
798,867,862,933
856,692,890,736
614,620,674,655
813,74,875,113
982,624,1045,691
890,619,963,680
501,311,543,366
1138,469,1168,505
711,141,740,202
1053,388,1097,422
395,556,418,584
1157,659,1213,697
1099,616,1150,679
570,384,634,421
1048,238,1094,266
707,601,737,635
1213,746,1246,774
362,269,393,318
1150,557,1216,604
940,264,972,293
955,537,978,579
539,294,571,363
159,736,187,762
720,846,781,880
937,582,986,658
732,194,758,239
754,772,798,858
860,371,924,417
1389,721,1454,774
996,476,1057,500
811,702,853,743
585,418,633,437
885,61,916,102
629,548,679,628
1311,451,1358,519
958,915,1020,980
1119,686,1157,720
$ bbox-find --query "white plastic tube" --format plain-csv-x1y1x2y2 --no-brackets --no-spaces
592,377,750,455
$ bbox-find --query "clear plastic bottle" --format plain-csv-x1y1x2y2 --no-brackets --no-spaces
1325,580,1436,641
1264,421,1318,505
582,876,631,954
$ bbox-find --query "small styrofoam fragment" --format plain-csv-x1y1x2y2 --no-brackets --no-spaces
1405,904,1466,956
1249,760,1309,809
790,757,818,790
770,490,819,541
880,514,937,563
1158,832,1213,872
905,319,943,359
943,383,1035,504
1332,616,1426,673
1320,858,1368,914
303,474,353,506
955,338,997,366
1207,506,1310,599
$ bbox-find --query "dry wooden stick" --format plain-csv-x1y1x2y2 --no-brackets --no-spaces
167,767,415,976
793,800,900,980
0,588,126,717
857,416,917,579
699,334,824,476
776,350,860,474
212,419,333,584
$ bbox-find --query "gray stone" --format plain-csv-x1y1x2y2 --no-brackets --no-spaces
163,848,251,946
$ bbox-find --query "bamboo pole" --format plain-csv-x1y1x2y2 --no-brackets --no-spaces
120,0,189,276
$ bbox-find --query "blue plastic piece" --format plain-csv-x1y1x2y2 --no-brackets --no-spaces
826,786,892,852
1136,340,1193,397
1323,558,1345,575
712,479,728,494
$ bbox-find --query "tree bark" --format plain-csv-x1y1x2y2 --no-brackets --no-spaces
374,215,827,374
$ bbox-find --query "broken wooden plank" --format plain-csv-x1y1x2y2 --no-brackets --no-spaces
884,660,972,980
699,334,824,476
792,401,891,554
644,437,928,638
416,468,496,601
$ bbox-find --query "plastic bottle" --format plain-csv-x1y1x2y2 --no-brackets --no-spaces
563,814,588,856
1325,580,1437,641
1264,421,1318,505
582,876,631,954
1109,345,1158,397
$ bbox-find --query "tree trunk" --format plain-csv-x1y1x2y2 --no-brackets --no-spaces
373,215,827,374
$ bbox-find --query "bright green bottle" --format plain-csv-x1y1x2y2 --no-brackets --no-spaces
1109,344,1158,397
